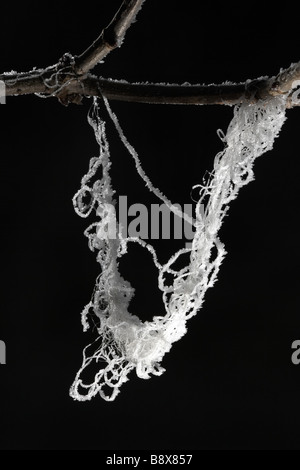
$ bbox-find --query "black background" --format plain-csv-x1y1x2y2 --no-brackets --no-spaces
0,0,300,450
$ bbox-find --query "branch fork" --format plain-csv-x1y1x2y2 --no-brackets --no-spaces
1,0,299,108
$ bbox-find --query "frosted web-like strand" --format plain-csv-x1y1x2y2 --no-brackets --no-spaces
70,94,287,401
103,96,194,228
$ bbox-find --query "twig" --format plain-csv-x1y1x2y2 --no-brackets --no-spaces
74,0,146,76
1,66,300,107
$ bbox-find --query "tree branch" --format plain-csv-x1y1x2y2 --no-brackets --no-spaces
1,63,300,107
87,76,268,105
74,0,146,76
0,0,299,108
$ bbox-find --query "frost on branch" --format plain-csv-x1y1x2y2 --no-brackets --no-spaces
70,94,287,401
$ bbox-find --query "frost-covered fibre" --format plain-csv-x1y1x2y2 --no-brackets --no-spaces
70,95,287,401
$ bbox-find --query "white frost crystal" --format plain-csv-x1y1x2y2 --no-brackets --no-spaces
70,95,287,401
